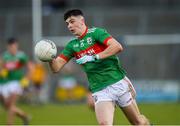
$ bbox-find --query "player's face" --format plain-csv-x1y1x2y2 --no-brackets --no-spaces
8,43,18,55
65,16,84,37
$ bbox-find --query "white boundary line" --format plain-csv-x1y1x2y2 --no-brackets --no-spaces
124,34,180,46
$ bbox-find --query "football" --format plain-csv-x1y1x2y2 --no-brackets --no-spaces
34,39,57,61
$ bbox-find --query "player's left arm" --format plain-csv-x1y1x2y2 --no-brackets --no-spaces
76,28,123,64
76,38,123,64
97,38,123,59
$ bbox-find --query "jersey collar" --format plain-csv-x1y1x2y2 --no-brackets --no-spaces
78,26,88,39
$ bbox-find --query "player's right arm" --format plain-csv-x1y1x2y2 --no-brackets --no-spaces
49,57,67,73
49,40,74,73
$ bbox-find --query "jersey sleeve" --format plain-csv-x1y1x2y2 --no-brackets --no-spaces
59,42,74,62
93,28,112,45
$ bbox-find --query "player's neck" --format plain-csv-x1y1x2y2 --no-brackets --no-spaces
8,50,17,55
78,25,88,39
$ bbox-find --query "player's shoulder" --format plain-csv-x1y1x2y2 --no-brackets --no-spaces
87,27,97,33
68,38,77,44
17,51,27,57
88,27,106,33
65,38,77,48
17,51,25,55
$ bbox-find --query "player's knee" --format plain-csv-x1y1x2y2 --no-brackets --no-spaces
132,119,145,125
8,106,16,113
132,115,149,125
98,120,112,126
140,115,150,125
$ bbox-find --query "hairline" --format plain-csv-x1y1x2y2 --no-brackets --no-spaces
65,15,84,22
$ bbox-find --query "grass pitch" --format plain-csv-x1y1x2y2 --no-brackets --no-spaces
0,103,180,125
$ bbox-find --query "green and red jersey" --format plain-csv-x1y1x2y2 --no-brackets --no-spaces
0,51,28,85
59,27,126,93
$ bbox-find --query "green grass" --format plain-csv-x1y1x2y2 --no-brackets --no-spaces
0,103,180,125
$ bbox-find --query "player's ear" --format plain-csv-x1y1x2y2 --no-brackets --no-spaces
82,18,85,24
80,16,85,25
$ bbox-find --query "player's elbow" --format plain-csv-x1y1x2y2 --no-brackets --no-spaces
119,44,123,52
52,69,59,73
116,43,123,53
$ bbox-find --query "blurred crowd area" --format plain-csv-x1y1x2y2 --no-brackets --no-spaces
0,0,180,104
19,60,89,105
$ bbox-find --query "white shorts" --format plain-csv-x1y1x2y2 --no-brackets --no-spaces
0,81,22,99
92,76,136,107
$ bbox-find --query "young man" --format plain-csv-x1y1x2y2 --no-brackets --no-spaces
0,38,31,125
48,9,150,125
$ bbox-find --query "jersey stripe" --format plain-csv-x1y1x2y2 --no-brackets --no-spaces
74,43,107,59
4,61,23,70
59,54,69,62
103,36,112,45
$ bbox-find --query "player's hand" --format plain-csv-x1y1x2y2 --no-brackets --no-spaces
76,55,95,64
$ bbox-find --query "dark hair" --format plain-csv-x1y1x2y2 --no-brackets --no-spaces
7,37,18,45
64,9,83,21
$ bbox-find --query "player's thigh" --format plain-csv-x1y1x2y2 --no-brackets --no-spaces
4,84,19,107
95,101,115,125
9,81,22,95
4,93,19,109
132,99,141,114
120,99,142,124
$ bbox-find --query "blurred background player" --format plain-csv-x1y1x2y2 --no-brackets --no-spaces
0,38,31,125
29,61,47,104
47,9,150,125
86,90,95,110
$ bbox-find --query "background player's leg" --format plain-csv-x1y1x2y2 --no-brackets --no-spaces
95,101,115,126
5,93,30,125
86,91,95,110
5,93,18,125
